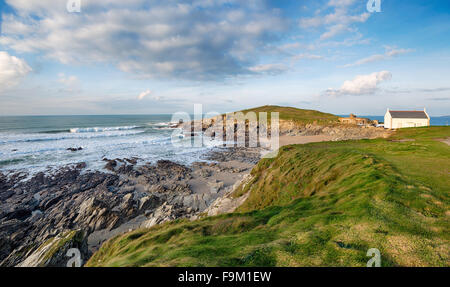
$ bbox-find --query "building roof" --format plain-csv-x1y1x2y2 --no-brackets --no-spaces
389,111,428,119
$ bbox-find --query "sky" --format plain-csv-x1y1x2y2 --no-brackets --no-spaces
0,0,449,116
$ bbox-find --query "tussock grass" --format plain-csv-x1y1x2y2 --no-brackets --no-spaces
87,127,449,267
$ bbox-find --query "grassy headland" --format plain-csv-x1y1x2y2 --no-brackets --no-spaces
87,127,449,267
237,105,339,125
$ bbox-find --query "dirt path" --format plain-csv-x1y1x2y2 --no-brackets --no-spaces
438,138,450,146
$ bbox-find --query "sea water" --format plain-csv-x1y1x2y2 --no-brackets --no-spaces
0,115,220,175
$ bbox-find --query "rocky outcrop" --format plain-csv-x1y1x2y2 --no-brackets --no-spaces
0,148,258,267
17,230,88,267
205,147,262,164
180,117,391,145
0,160,191,266
67,147,83,152
141,202,191,228
203,174,253,216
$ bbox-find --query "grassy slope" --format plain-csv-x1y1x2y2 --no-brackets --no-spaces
87,127,449,267
237,105,339,125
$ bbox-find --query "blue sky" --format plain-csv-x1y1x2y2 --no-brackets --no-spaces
0,0,449,115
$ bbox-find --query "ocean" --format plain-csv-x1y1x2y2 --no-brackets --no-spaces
0,115,221,175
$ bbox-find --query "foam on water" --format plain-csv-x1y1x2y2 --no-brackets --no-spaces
0,118,223,176
0,130,145,144
69,126,140,133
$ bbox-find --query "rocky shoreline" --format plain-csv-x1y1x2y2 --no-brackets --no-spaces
0,147,261,267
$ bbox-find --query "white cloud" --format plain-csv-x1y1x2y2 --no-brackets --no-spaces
0,51,32,90
293,54,324,61
58,73,80,93
151,95,166,101
300,1,370,41
278,42,302,50
327,0,356,7
1,0,287,80
342,47,413,67
325,71,392,96
58,73,78,86
320,24,350,40
299,17,322,28
248,63,289,75
138,90,152,100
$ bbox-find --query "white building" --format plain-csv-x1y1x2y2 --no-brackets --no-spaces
384,108,430,129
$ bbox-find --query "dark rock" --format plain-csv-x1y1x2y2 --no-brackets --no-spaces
5,208,32,221
125,158,138,165
67,147,83,152
76,162,87,169
104,160,117,171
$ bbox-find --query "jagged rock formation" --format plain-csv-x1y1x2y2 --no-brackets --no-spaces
0,150,257,267
17,230,87,267
203,174,253,216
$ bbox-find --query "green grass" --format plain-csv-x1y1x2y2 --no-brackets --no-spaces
87,127,449,267
236,105,339,125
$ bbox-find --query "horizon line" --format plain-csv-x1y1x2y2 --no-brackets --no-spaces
1,113,450,117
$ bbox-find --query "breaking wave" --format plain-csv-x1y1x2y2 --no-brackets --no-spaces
69,126,140,133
